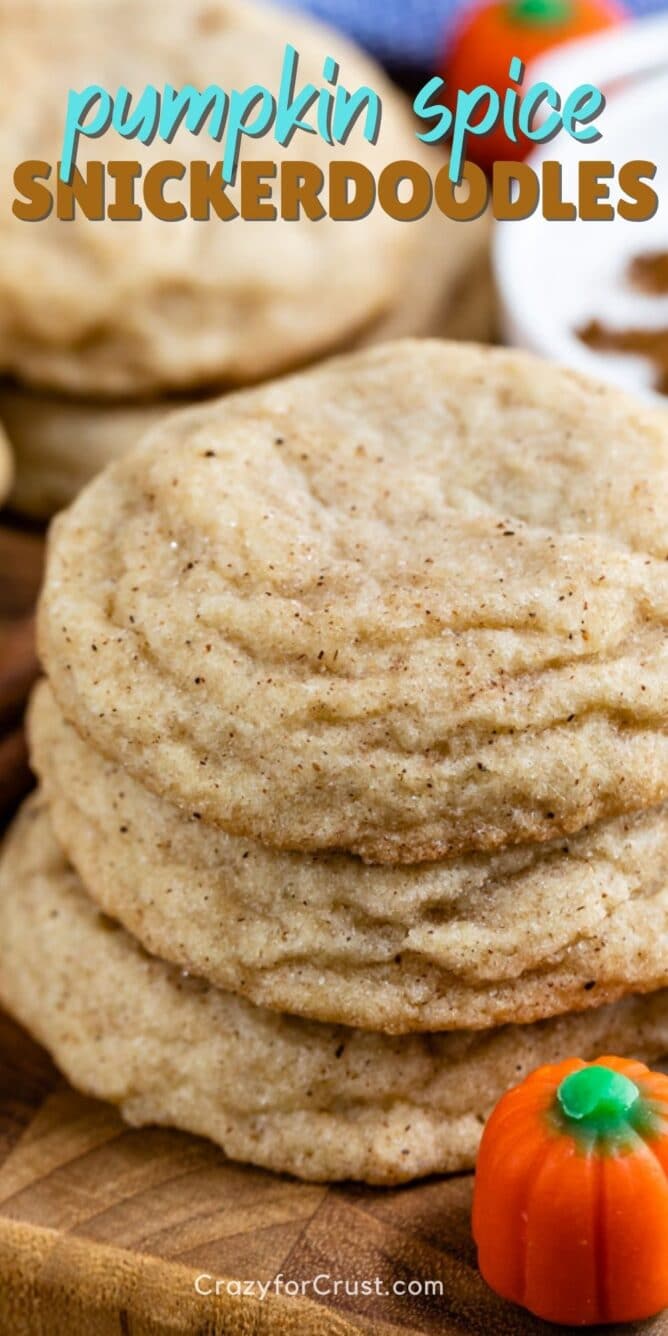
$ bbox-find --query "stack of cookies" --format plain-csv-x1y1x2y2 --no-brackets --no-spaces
0,0,491,520
1,339,667,1185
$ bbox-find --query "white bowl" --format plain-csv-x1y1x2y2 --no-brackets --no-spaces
494,16,668,402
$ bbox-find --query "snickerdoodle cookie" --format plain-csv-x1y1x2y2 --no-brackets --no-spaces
1,213,492,518
0,0,452,398
2,793,667,1185
30,682,668,1034
1,389,167,519
39,340,668,863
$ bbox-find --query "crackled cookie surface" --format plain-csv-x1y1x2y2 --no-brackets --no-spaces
2,794,667,1184
39,341,668,862
29,683,668,1033
0,0,435,396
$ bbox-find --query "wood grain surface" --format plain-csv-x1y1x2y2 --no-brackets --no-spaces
0,518,666,1336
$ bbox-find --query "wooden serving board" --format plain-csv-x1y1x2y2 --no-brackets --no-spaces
0,518,666,1336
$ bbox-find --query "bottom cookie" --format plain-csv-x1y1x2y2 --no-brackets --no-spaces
1,794,666,1186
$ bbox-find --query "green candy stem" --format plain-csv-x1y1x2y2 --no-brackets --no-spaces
510,0,572,25
557,1065,640,1137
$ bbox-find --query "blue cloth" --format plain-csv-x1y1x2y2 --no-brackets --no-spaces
291,0,664,68
289,0,458,67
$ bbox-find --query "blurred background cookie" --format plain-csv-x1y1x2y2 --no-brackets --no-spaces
0,0,494,519
0,0,430,397
1,209,493,519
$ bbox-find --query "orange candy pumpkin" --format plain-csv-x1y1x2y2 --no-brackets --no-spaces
473,1056,668,1325
443,0,625,170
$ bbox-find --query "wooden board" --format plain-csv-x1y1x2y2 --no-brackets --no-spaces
0,519,666,1336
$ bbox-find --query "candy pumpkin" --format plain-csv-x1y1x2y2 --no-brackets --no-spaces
473,1056,668,1325
443,0,625,170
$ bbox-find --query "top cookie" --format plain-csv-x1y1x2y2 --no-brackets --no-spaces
38,339,668,863
0,0,430,397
